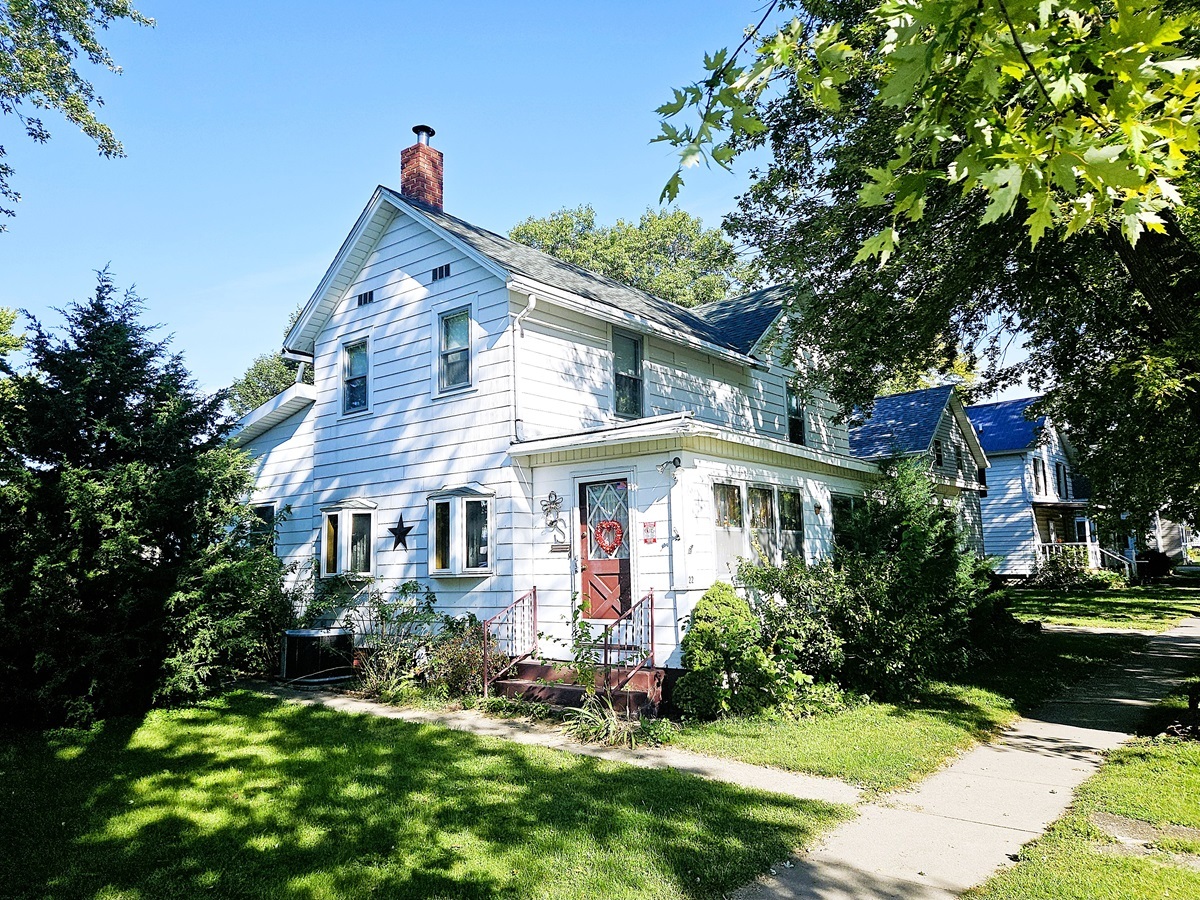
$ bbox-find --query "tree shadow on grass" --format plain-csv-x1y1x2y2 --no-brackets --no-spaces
0,691,849,900
1009,583,1200,630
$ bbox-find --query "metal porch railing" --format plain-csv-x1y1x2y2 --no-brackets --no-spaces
481,587,537,697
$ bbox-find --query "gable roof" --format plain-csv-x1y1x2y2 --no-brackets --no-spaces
692,285,790,356
284,186,784,362
965,397,1045,455
850,385,957,459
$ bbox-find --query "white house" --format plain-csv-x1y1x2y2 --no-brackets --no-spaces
234,126,881,685
966,397,1131,577
848,385,989,553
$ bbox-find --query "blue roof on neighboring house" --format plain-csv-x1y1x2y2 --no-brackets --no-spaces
965,397,1045,454
849,385,957,459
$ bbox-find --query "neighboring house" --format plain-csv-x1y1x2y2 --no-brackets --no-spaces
234,126,880,673
847,385,989,553
965,396,1131,577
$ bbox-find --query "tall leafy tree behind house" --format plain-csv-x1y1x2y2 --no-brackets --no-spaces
0,1,153,228
227,303,313,417
655,0,1200,530
509,205,755,307
0,273,292,727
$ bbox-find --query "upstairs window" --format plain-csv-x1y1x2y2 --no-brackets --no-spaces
438,308,471,392
429,486,492,575
613,330,643,418
787,388,806,445
1056,462,1069,498
1033,457,1046,495
342,338,369,414
320,501,375,577
933,439,944,467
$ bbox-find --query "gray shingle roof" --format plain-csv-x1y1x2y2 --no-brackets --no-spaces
849,385,956,459
692,285,790,355
965,397,1044,454
387,189,784,357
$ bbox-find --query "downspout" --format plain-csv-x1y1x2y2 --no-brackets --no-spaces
511,294,537,443
294,361,307,383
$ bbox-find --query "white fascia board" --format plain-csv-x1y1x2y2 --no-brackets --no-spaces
512,412,878,476
283,186,394,356
950,398,990,469
229,382,317,445
746,309,787,360
507,275,768,371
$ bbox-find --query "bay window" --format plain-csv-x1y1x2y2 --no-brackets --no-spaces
429,485,493,575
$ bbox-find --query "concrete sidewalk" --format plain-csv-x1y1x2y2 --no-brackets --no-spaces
265,685,862,807
735,617,1200,900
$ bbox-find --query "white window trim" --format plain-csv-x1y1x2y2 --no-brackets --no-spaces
339,331,372,419
430,292,479,400
427,483,494,577
610,326,645,421
319,498,377,578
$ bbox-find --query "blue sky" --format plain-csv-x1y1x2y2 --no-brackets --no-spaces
0,1,771,391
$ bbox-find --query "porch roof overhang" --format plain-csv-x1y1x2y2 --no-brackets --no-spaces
1032,499,1090,510
229,382,317,446
510,412,879,480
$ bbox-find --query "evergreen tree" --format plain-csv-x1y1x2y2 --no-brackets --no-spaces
0,272,291,727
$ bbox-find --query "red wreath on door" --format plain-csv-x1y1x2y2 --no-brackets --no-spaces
593,519,624,554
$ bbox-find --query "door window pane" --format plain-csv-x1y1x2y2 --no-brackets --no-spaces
586,481,630,559
750,487,778,560
465,499,489,569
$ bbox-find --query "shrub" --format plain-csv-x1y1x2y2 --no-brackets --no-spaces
427,615,509,698
674,582,777,719
1031,551,1128,590
740,556,847,685
351,580,440,699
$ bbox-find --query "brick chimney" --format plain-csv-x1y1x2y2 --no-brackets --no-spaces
400,125,443,210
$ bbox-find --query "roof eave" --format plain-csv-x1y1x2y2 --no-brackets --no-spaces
508,275,767,371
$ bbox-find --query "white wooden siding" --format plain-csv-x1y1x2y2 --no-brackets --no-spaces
243,404,316,581
511,295,851,454
978,453,1038,574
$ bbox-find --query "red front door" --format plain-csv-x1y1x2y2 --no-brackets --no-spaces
579,479,632,620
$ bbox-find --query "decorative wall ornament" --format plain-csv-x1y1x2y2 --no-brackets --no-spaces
388,514,414,550
594,519,624,555
541,490,568,545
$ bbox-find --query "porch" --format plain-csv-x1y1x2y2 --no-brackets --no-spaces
480,587,664,713
1037,542,1133,578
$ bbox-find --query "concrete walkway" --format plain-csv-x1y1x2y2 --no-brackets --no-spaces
735,617,1200,900
265,685,862,807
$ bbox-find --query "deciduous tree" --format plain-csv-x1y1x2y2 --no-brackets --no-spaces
657,0,1200,528
509,205,754,307
0,1,152,228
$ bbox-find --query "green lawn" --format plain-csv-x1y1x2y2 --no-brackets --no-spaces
674,629,1146,792
0,691,851,900
966,690,1200,900
1008,580,1200,632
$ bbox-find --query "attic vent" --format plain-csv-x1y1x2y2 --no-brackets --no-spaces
356,290,375,307
431,264,451,282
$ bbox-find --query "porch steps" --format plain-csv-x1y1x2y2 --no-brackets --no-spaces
492,661,664,715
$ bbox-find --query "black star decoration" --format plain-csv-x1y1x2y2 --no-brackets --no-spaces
388,514,414,551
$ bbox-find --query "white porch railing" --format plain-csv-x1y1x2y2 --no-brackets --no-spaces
1038,542,1133,579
